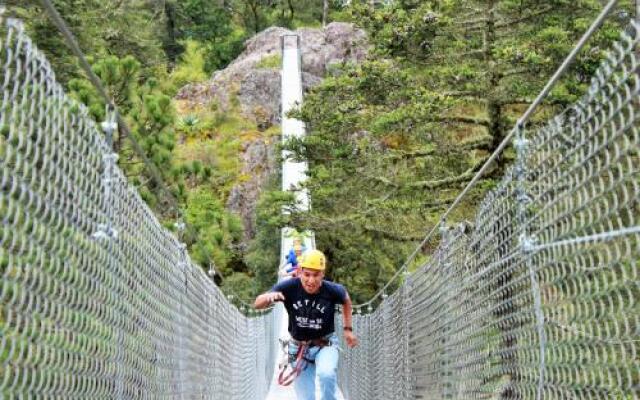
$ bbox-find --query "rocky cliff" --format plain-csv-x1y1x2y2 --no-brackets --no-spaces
176,22,369,243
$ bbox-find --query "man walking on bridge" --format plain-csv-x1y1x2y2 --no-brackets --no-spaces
254,249,358,400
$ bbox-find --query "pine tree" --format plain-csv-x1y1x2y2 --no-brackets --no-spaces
278,0,634,301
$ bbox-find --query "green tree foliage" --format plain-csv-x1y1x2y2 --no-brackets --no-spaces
269,0,634,302
7,0,165,83
6,0,347,301
244,181,295,294
185,188,243,275
228,0,346,32
9,0,635,304
163,0,247,72
67,55,141,119
65,55,177,210
168,40,209,93
281,60,458,302
162,0,347,74
228,0,271,33
352,0,634,149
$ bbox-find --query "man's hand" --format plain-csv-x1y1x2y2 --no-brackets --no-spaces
265,292,285,304
254,291,285,309
344,330,358,348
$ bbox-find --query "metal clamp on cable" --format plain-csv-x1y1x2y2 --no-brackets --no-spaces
92,224,118,240
519,233,538,254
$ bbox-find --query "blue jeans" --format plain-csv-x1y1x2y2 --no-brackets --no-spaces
289,334,339,400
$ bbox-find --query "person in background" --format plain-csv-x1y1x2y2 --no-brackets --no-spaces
279,239,305,278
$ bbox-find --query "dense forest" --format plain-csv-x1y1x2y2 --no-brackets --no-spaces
8,0,634,305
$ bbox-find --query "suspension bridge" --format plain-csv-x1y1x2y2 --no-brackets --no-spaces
1,1,639,399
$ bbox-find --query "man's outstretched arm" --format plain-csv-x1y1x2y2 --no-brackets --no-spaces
254,291,284,309
342,293,358,348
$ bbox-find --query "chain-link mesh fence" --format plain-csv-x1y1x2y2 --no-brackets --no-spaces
0,17,277,399
338,21,640,400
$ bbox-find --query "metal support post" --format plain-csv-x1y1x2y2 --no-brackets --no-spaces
514,126,546,400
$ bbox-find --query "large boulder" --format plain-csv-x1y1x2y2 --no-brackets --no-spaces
176,22,369,124
226,138,278,243
176,23,369,244
237,69,322,128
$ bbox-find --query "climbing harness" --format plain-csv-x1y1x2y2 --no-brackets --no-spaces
277,338,330,386
277,340,308,386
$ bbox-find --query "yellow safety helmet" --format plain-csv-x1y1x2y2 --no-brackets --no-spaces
299,249,326,271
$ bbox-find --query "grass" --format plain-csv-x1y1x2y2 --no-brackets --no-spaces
255,54,282,69
172,97,280,201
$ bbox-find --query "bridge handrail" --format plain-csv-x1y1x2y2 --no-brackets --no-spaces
0,12,275,398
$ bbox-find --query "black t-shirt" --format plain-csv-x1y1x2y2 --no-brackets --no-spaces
271,278,347,341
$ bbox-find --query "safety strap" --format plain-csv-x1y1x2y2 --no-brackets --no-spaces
277,338,330,386
277,342,308,386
